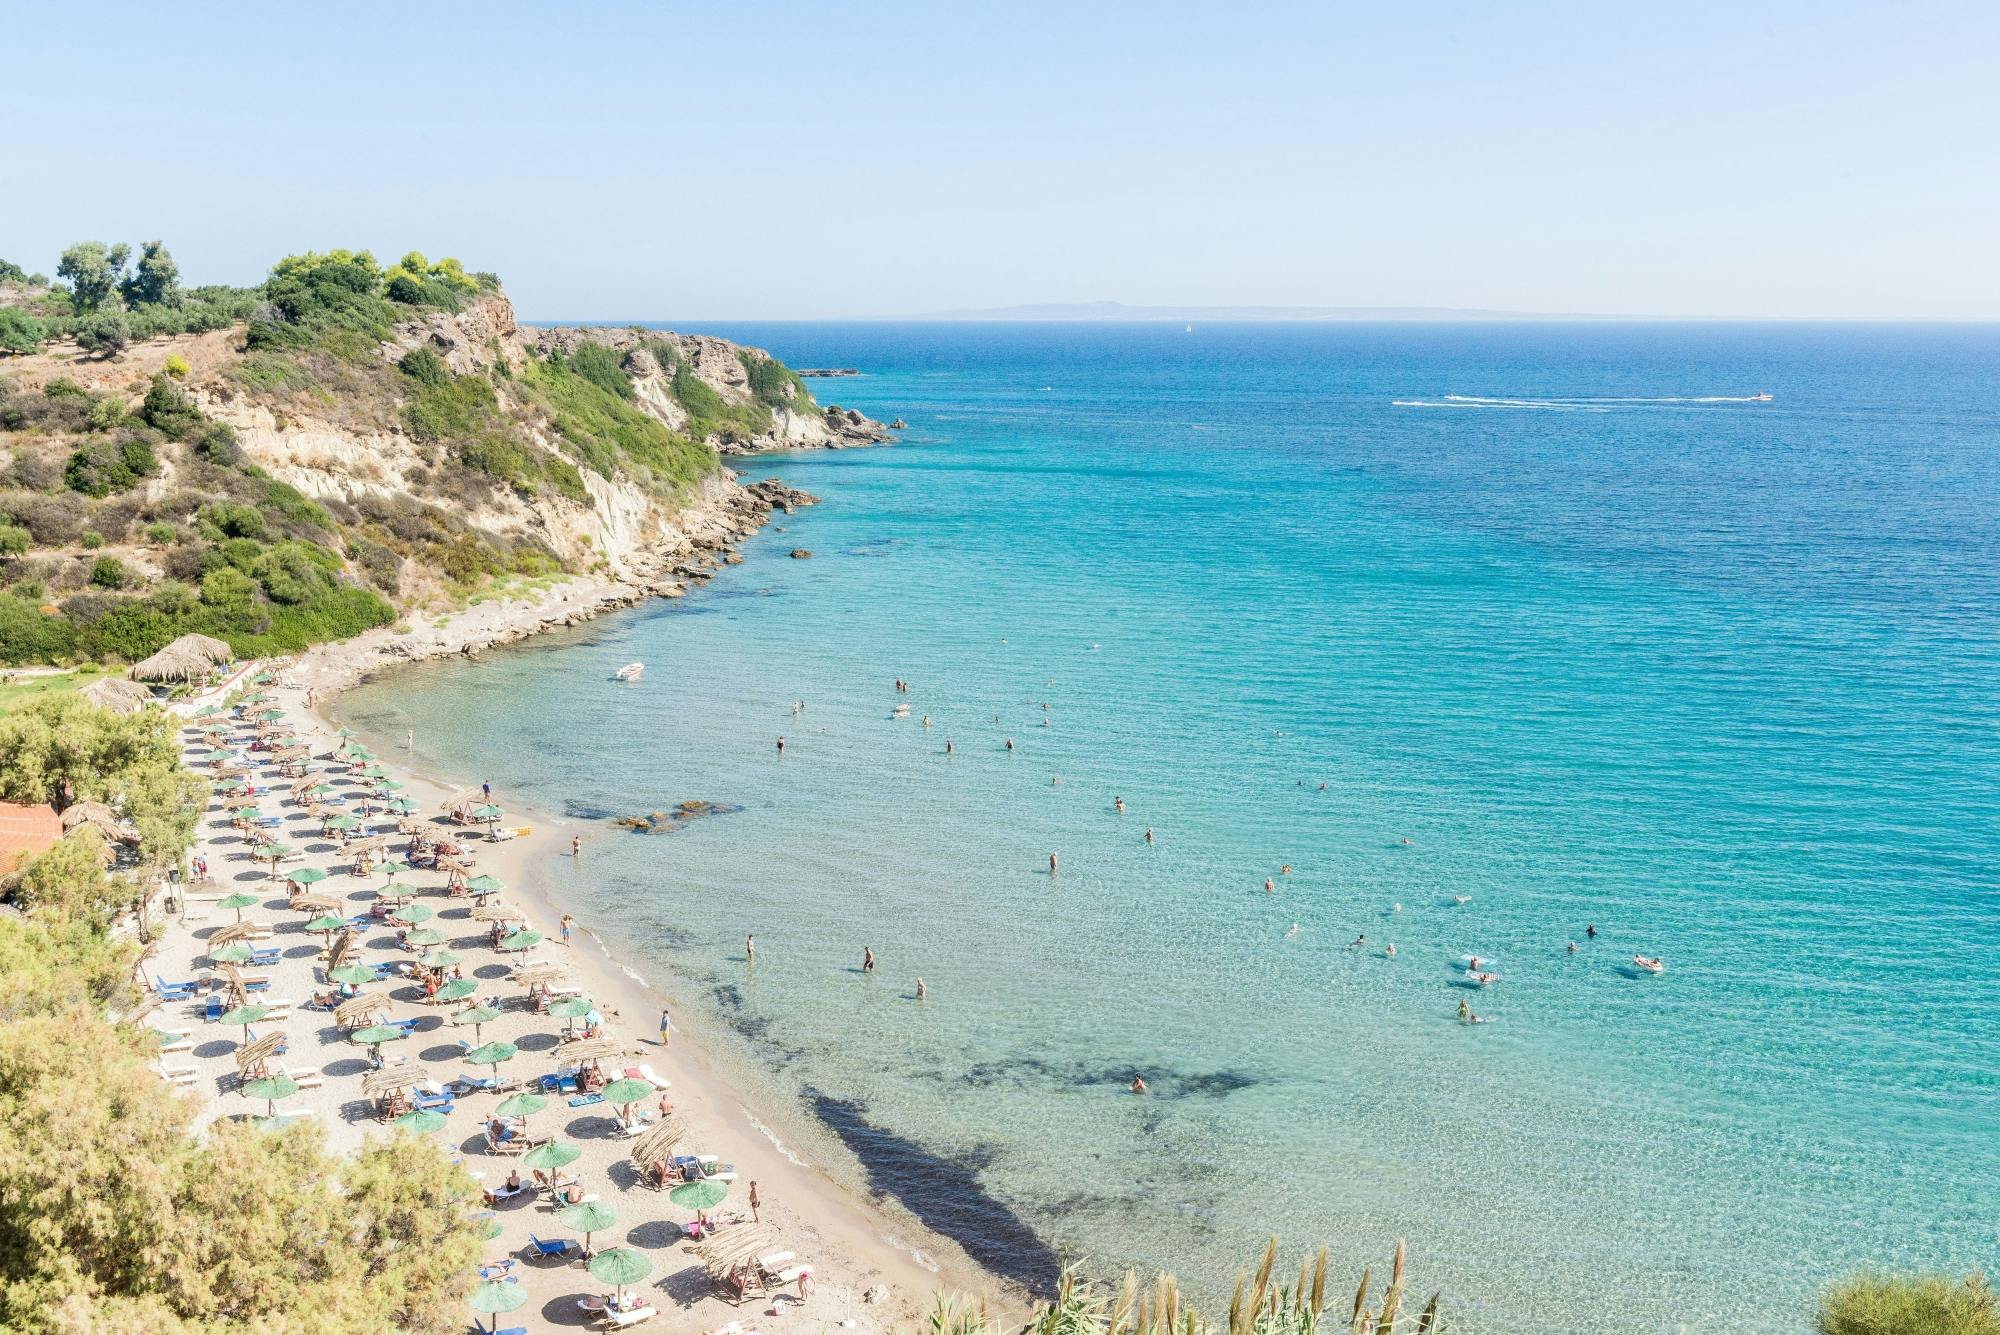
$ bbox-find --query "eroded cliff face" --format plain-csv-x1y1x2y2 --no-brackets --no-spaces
204,292,886,592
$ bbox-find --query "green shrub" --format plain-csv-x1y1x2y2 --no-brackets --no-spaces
162,353,190,378
738,350,810,411
42,379,87,400
88,557,125,590
79,531,104,550
671,364,772,443
73,312,129,358
518,356,716,495
85,395,128,432
193,421,244,466
0,594,78,663
564,343,633,400
195,502,266,541
0,525,30,557
397,344,451,389
144,522,177,545
262,480,333,534
0,308,46,355
402,373,497,442
64,437,158,497
1819,1271,1999,1335
140,373,203,439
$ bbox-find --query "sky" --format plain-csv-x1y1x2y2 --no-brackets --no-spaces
6,1,1999,320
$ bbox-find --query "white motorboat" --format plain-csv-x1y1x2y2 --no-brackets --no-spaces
614,662,644,682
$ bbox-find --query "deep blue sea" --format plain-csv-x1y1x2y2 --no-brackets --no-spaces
347,323,2000,1332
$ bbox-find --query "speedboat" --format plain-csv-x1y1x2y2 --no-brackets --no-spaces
614,663,644,682
1750,392,1773,401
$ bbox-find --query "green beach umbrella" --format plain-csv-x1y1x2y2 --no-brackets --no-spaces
494,1091,547,1118
329,964,376,986
587,1247,652,1303
309,783,337,796
377,881,416,900
464,1040,517,1082
376,778,405,792
196,705,221,717
378,860,411,877
545,997,593,1020
215,1003,271,1038
288,866,329,885
668,1179,729,1212
561,1200,618,1252
241,1074,299,1116
403,927,447,948
205,749,234,763
427,948,463,966
387,798,419,815
325,814,359,831
451,1004,502,1039
253,672,275,684
480,1217,504,1242
465,874,503,894
305,913,347,934
601,1077,653,1110
436,977,477,1003
395,903,434,924
467,1278,527,1332
496,929,541,953
472,804,503,820
242,693,271,704
395,1108,448,1134
217,891,261,921
335,726,356,739
358,766,388,780
207,944,253,964
350,1023,405,1048
522,1140,580,1172
229,805,259,819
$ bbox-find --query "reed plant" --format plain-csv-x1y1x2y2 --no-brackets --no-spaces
929,1239,1443,1335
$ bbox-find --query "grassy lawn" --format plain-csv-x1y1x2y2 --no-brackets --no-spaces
0,664,113,715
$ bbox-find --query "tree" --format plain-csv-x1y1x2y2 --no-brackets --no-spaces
73,312,129,359
12,829,116,922
121,241,180,308
55,242,127,313
89,557,126,590
0,694,187,810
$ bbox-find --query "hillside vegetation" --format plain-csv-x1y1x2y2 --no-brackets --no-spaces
0,241,871,668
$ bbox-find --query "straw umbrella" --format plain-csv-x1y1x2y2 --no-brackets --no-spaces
241,1075,299,1118
587,1247,652,1308
464,1040,517,1087
561,1200,618,1256
217,892,261,922
450,1004,503,1042
470,903,520,924
336,993,392,1030
467,1279,527,1334
362,1065,432,1099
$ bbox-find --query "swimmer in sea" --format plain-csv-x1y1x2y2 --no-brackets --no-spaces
923,714,932,728
1144,827,1154,844
1042,718,1051,727
1567,941,1579,954
916,977,927,1000
1130,1075,1147,1094
1401,837,1411,846
1281,864,1291,875
1049,852,1059,875
1353,934,1366,948
945,739,954,755
1265,878,1275,894
862,946,875,974
1285,923,1300,938
1586,924,1598,939
1052,775,1061,786
1467,955,1483,970
1006,738,1014,751
1114,796,1125,813
776,736,785,756
1385,943,1397,957
1392,902,1402,913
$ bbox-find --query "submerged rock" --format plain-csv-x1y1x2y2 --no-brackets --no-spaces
790,549,813,559
614,801,742,834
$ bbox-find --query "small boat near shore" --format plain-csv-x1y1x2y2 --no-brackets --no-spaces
613,662,644,682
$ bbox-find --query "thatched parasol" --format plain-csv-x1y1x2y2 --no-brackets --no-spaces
208,921,258,946
335,993,392,1027
124,994,161,1025
693,1225,777,1280
362,1066,432,1097
345,834,392,858
234,1031,289,1070
470,904,522,923
557,1036,637,1065
291,893,344,913
627,1114,687,1168
129,634,231,682
62,801,131,845
438,787,481,814
509,964,569,987
80,676,155,715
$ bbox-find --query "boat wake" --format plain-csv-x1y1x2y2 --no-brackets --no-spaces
1395,392,1773,411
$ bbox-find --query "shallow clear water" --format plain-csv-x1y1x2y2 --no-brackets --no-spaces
346,323,2000,1333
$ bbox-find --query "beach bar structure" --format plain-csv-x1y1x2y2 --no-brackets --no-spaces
128,633,234,684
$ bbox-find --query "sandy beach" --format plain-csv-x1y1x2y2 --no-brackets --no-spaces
147,573,1021,1335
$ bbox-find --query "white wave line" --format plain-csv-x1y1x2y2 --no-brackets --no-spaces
1393,399,1610,412
740,1104,808,1166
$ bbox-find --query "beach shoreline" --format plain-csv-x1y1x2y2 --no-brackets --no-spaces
273,472,1032,1325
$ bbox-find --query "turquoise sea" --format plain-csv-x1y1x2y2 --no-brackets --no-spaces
346,323,2000,1333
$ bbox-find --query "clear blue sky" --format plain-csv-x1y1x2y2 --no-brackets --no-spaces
8,1,1997,319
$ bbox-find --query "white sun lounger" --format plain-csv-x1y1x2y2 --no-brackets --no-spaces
157,1032,194,1053
629,1064,671,1090
156,1064,199,1085
600,1305,657,1330
285,1067,324,1089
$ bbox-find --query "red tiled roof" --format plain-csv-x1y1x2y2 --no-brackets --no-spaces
0,801,62,876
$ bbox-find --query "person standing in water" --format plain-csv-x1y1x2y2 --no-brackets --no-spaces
776,736,786,756
571,835,582,858
1130,1075,1147,1094
1114,796,1125,813
1586,924,1598,939
945,738,954,755
916,977,927,1000
1005,738,1014,751
1265,878,1275,894
745,934,756,964
862,946,875,974
1049,852,1059,875
1144,827,1154,844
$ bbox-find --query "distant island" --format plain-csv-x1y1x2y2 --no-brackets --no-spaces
918,300,1629,323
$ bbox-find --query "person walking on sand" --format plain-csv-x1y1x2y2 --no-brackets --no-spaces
405,728,414,752
749,1180,761,1223
482,780,491,802
745,934,756,964
862,946,875,974
659,1007,672,1048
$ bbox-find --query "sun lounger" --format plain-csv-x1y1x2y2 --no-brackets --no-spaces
525,1233,574,1259
600,1305,657,1329
631,1064,671,1090
156,1064,198,1085
483,1181,529,1204
567,1092,603,1107
539,1073,579,1095
157,1032,193,1053
155,979,199,998
451,1075,499,1094
285,1067,324,1089
756,1251,795,1273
